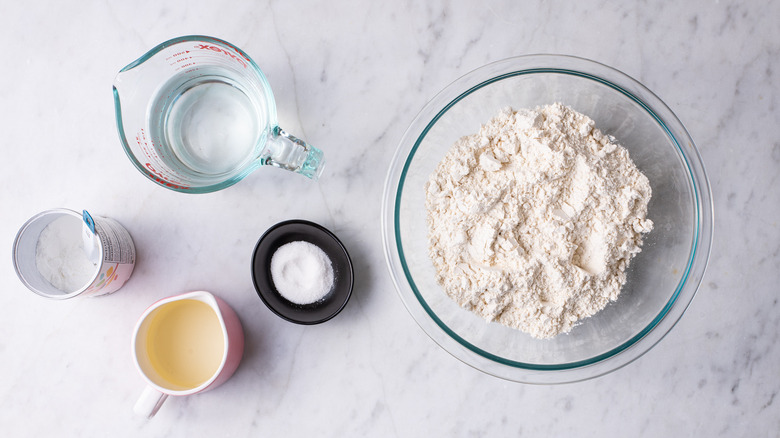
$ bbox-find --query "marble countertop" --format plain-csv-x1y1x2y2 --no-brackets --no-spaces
1,0,778,436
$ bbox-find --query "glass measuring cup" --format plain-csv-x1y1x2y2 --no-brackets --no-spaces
113,36,324,193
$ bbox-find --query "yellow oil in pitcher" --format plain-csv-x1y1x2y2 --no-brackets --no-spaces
145,299,225,389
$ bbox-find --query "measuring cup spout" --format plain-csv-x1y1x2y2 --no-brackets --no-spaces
261,126,325,180
113,64,150,171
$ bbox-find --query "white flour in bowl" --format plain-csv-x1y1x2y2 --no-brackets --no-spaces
425,103,653,339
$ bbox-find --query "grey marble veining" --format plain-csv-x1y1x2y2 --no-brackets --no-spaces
1,0,778,436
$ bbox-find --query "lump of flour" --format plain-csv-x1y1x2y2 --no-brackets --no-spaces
425,103,653,339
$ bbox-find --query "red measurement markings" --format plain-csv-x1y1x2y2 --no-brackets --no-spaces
165,50,191,61
166,50,198,71
144,162,190,190
136,128,190,190
136,128,154,161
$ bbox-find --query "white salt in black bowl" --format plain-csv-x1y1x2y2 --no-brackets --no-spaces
252,220,353,324
381,55,713,383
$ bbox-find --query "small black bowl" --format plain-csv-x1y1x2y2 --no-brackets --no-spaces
251,220,354,324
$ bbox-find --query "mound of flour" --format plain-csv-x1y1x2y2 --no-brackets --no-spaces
425,103,653,339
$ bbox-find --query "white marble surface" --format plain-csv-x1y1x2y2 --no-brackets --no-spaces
1,0,778,436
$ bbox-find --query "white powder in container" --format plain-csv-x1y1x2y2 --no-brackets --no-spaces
35,215,99,293
270,241,334,305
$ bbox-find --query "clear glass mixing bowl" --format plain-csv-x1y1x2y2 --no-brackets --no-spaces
381,55,713,383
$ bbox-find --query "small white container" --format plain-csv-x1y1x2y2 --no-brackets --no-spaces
12,209,136,299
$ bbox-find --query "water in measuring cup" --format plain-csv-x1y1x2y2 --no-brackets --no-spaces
151,72,267,176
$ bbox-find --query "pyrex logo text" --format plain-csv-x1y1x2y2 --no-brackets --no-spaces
193,44,248,68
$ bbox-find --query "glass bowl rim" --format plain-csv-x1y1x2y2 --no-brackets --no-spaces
381,54,713,383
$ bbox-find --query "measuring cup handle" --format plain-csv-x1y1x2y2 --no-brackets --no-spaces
261,126,325,180
134,385,169,419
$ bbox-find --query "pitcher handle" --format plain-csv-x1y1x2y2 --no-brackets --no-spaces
134,385,169,419
261,126,325,180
